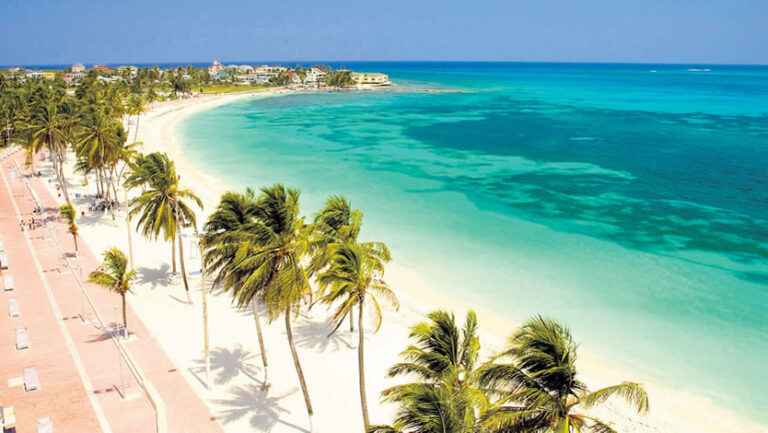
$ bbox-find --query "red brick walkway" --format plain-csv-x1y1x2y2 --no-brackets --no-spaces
0,150,224,433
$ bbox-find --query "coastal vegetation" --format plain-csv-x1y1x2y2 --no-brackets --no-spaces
127,152,202,302
59,203,79,252
373,312,649,433
87,247,136,335
0,69,649,433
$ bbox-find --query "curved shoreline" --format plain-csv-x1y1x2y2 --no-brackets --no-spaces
137,91,765,433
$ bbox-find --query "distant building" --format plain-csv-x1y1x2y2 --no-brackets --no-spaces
305,67,327,83
7,67,22,73
240,73,270,85
97,75,121,83
208,61,223,75
26,71,55,79
116,65,138,73
237,64,254,73
63,72,85,83
254,65,286,76
69,63,86,73
352,72,390,86
92,64,109,72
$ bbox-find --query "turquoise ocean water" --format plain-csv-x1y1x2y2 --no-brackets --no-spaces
179,63,768,424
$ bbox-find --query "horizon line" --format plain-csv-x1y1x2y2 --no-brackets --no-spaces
3,59,768,69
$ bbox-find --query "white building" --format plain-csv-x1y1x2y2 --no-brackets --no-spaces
352,72,390,86
254,65,287,76
69,63,86,73
305,67,327,83
237,64,254,73
241,73,272,85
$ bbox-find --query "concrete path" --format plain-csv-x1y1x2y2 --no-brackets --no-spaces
0,150,224,433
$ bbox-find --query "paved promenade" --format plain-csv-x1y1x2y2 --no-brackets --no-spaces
0,149,224,433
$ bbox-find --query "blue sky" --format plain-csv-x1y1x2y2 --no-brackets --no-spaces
1,0,766,66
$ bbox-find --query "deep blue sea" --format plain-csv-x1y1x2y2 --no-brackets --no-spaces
178,62,768,424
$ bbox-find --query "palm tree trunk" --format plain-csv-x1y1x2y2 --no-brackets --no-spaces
358,303,370,432
72,233,78,252
95,168,102,197
59,159,71,204
251,300,270,388
285,305,314,429
178,228,191,303
349,308,354,332
133,115,141,144
171,237,177,274
121,292,128,329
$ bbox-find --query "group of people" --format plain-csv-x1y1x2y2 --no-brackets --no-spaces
20,217,41,231
19,206,46,231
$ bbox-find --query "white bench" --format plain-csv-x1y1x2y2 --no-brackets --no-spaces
37,417,53,433
0,405,17,428
4,274,14,291
24,366,40,392
0,253,8,270
16,327,29,350
9,298,20,317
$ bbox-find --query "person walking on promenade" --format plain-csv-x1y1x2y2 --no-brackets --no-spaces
20,219,25,231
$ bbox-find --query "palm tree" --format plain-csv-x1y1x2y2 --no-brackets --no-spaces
372,310,487,433
28,101,72,202
129,152,202,302
309,196,388,331
317,242,398,432
126,95,146,144
203,189,271,388
308,196,362,275
76,107,121,200
59,203,79,252
87,247,136,337
478,316,650,433
232,184,314,429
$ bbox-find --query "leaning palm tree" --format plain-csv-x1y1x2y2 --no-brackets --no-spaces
203,188,271,388
478,316,650,433
129,152,202,302
59,203,79,252
317,242,398,432
309,196,388,331
126,95,146,144
372,310,487,433
232,184,315,430
87,247,135,337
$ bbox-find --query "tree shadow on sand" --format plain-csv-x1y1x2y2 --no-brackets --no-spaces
136,264,171,289
191,345,264,387
214,384,308,432
292,317,354,353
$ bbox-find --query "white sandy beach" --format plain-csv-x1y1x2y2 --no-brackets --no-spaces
40,89,766,433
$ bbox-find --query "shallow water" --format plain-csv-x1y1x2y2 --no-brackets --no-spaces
180,62,768,423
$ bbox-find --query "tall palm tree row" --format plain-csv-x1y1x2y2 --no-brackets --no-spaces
229,184,316,428
128,152,202,302
202,188,272,387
